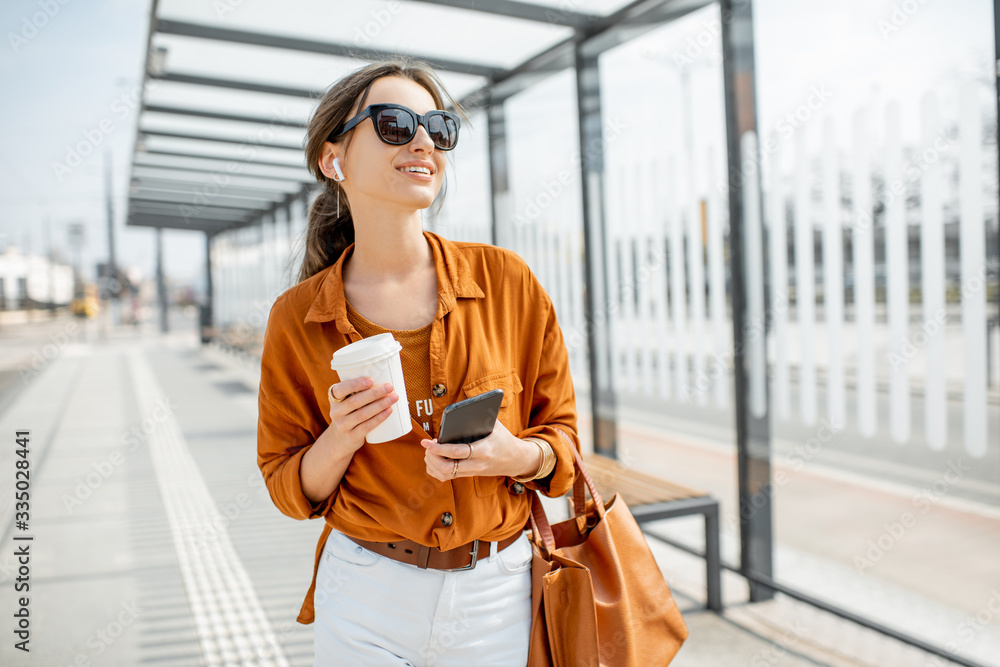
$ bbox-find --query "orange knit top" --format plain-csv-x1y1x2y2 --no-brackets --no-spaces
345,299,436,438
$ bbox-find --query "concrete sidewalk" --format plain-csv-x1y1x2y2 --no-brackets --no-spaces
0,310,992,666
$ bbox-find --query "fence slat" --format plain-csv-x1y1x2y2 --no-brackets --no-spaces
921,93,947,451
959,82,988,458
853,108,877,438
707,147,728,409
795,128,817,425
638,160,656,397
556,228,570,365
823,119,846,429
742,131,768,418
607,169,625,392
886,101,911,444
768,132,790,421
651,158,672,400
569,220,586,382
687,150,707,406
623,165,639,392
669,154,690,400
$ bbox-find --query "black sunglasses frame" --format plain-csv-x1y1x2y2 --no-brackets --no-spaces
327,103,461,151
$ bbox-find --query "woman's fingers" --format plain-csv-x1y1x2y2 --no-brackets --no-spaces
422,426,528,481
421,438,489,481
420,440,452,481
327,377,399,449
421,439,473,461
329,379,395,417
348,392,398,431
329,376,373,404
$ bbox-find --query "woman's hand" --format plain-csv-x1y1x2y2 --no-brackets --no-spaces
327,377,399,454
420,419,541,483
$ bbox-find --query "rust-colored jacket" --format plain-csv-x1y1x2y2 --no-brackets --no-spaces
256,230,581,624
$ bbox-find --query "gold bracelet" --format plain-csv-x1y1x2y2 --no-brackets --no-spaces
511,437,556,483
533,438,556,479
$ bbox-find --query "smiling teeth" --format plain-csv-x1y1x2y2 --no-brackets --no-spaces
401,166,431,174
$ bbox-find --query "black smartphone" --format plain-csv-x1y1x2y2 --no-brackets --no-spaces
437,389,504,444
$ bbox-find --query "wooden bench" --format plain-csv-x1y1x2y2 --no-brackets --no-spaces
578,453,722,612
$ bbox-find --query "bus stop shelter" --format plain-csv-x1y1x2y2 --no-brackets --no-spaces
124,0,933,662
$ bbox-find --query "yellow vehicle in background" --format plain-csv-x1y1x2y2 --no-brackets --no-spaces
71,282,100,318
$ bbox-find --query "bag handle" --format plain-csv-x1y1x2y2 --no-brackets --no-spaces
527,432,607,557
568,448,604,519
528,491,556,554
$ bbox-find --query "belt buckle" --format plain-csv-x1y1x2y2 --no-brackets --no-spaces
443,539,479,572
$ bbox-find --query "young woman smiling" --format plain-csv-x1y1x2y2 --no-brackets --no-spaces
256,58,580,666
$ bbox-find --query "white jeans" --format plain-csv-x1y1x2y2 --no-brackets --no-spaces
313,527,533,667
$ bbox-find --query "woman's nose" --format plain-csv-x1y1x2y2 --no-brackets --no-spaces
409,123,435,151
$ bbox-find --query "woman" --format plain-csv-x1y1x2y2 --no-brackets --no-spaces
256,57,581,666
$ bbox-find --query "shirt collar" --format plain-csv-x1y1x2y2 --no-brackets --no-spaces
303,230,485,332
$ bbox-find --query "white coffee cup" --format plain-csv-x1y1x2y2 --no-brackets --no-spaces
330,333,412,443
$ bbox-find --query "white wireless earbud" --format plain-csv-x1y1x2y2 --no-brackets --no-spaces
331,157,345,182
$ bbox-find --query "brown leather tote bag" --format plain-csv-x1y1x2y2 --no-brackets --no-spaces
525,446,689,667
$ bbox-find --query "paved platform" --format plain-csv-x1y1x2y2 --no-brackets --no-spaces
0,309,995,666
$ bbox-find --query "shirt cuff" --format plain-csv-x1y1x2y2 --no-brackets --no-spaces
268,445,339,520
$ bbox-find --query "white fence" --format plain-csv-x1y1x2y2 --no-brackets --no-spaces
210,85,997,458
518,82,995,458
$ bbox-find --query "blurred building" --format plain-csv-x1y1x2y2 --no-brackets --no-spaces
0,245,74,310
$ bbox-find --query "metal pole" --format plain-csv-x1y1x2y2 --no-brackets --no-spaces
203,230,214,344
105,151,117,295
993,0,1000,464
986,0,1000,456
720,0,774,601
156,226,168,333
487,97,509,248
45,216,55,318
574,43,618,458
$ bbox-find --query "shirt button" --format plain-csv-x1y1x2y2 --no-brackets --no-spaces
432,383,447,397
511,482,525,495
440,512,453,527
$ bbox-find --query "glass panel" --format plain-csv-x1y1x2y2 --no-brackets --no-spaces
427,110,492,243
597,3,739,582
502,69,594,455
754,1,1000,663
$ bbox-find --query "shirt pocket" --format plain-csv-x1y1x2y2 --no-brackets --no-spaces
462,369,524,499
461,368,524,432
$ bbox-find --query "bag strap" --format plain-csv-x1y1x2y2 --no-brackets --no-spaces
527,434,607,556
547,427,605,519
528,491,556,555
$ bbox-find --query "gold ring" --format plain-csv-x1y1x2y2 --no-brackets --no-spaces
328,385,343,403
452,459,459,478
466,443,474,459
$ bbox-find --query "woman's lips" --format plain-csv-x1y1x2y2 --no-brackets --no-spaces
397,168,433,181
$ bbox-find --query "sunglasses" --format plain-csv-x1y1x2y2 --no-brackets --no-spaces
328,103,461,151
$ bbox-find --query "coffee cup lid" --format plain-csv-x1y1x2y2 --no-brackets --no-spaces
330,333,402,371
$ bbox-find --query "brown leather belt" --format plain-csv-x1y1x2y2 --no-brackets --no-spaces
344,531,523,571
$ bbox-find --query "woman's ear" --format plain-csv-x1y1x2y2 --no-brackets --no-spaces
318,142,343,181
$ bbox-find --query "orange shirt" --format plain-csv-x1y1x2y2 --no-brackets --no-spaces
256,230,581,624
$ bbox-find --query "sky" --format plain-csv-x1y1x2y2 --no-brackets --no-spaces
0,0,994,291
2,0,155,283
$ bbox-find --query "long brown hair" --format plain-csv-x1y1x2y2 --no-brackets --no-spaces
296,57,467,284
